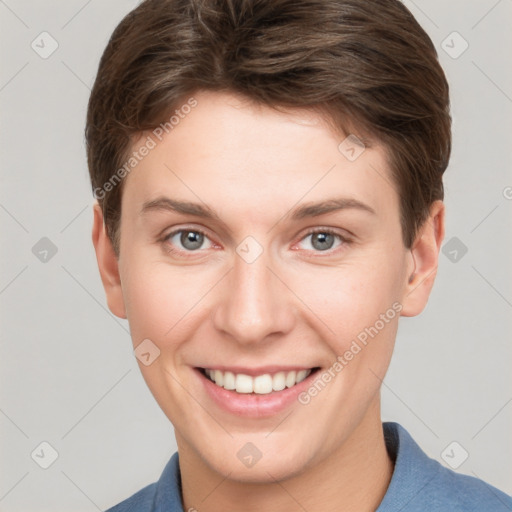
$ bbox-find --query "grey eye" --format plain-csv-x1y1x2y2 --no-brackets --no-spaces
180,231,205,250
165,229,212,252
310,232,335,251
297,230,344,252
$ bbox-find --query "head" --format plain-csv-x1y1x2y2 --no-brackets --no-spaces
88,0,450,482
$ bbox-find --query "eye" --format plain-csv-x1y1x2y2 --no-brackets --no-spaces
163,229,213,252
297,228,348,252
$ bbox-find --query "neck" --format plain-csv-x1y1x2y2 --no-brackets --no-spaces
177,399,394,512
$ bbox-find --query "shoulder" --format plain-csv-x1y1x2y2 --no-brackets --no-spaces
378,422,512,512
104,452,183,512
427,463,512,511
105,483,157,512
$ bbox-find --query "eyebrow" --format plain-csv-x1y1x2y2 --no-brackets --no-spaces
290,198,376,219
140,196,376,221
141,197,220,220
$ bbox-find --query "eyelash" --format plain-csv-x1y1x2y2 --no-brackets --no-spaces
300,227,351,253
160,226,352,257
161,226,352,256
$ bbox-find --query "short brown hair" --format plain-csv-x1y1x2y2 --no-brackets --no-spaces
86,0,451,256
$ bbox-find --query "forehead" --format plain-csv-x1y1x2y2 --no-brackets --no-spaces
122,90,398,220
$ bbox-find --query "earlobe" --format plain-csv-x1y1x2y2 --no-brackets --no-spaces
400,200,445,317
91,203,127,319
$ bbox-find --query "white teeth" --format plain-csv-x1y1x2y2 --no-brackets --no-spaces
214,369,224,387
272,371,286,391
204,368,313,394
285,371,297,388
235,374,253,393
253,374,273,394
296,369,309,383
223,371,235,390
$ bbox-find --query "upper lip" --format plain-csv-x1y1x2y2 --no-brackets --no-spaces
197,365,318,376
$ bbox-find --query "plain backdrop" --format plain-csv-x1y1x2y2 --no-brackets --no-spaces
1,1,511,510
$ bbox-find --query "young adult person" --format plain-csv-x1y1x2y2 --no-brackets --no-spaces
86,1,512,510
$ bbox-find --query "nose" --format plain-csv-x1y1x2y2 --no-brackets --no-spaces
212,248,296,345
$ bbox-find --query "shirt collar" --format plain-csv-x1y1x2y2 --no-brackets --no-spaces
376,422,441,511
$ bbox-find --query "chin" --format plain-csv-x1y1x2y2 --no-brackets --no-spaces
203,441,314,484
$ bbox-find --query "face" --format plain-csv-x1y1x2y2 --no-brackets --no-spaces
94,90,440,483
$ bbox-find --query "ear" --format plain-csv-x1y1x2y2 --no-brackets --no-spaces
91,202,127,319
400,200,445,317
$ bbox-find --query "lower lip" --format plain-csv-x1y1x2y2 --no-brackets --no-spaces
195,367,320,418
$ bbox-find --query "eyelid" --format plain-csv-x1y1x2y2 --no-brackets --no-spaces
293,226,352,252
160,225,219,253
161,223,214,240
302,226,352,238
160,225,353,255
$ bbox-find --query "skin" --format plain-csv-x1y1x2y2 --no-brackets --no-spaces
92,90,444,512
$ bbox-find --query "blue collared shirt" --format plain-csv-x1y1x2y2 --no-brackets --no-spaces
105,422,512,511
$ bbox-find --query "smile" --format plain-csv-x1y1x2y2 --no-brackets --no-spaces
199,367,319,395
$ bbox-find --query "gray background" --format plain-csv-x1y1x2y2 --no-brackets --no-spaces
1,0,511,510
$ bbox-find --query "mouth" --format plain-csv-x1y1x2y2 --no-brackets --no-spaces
197,366,321,395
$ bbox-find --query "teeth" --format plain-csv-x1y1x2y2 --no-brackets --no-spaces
223,371,235,390
272,371,286,391
235,374,254,393
214,369,224,387
204,368,312,394
285,371,296,388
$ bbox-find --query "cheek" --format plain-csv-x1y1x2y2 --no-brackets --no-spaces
120,237,407,354
295,256,404,343
121,259,214,347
